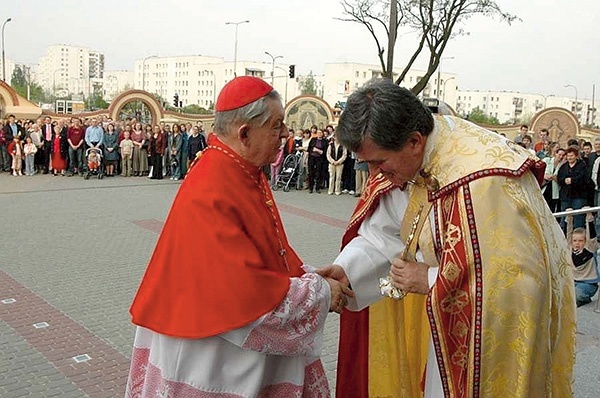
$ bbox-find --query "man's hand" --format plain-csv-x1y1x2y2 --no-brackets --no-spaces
324,277,354,314
389,258,430,295
316,264,350,287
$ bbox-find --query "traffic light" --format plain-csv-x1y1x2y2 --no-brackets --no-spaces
173,93,179,107
288,65,295,79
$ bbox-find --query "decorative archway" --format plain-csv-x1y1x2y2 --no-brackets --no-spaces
530,107,580,147
108,90,164,125
284,95,335,131
0,81,19,118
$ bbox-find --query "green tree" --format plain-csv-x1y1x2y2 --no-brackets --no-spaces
10,65,47,102
86,95,109,110
467,107,500,125
300,72,317,95
338,0,518,94
181,104,211,115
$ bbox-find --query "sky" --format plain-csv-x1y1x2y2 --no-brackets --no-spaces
4,0,599,100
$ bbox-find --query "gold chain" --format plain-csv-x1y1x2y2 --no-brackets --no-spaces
205,145,290,272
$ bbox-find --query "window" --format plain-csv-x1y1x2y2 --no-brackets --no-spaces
363,72,366,78
355,71,359,77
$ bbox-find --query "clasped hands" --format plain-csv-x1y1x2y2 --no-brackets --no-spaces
317,258,430,312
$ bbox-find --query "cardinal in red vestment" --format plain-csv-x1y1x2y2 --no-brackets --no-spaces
126,76,353,398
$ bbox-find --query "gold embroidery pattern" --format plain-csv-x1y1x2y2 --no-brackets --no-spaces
443,223,462,252
442,261,461,283
452,321,469,339
440,289,470,314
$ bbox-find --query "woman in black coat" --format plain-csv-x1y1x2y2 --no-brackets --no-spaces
307,129,328,193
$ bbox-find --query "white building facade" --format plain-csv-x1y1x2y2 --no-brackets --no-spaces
37,44,105,98
134,55,301,109
102,70,134,100
322,62,459,109
456,90,599,126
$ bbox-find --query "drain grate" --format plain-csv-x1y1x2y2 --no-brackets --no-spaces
33,322,50,329
1,298,16,304
72,354,92,363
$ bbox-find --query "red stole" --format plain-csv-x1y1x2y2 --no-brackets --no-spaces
130,135,304,338
337,174,397,398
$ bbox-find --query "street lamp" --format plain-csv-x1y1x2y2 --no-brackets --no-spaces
442,77,456,102
564,84,578,120
2,17,12,82
226,20,250,77
436,56,454,99
275,66,289,104
141,55,157,91
53,68,65,98
542,94,555,108
264,51,283,86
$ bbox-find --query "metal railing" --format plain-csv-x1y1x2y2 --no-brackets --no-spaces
553,206,600,313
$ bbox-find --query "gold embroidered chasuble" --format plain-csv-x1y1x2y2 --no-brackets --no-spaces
336,115,576,398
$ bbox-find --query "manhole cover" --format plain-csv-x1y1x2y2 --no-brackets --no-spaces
1,298,16,304
73,354,92,363
33,322,50,329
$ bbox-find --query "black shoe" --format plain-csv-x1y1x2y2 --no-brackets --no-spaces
316,189,321,194
309,189,313,194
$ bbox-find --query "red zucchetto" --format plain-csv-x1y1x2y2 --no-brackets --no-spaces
215,76,274,112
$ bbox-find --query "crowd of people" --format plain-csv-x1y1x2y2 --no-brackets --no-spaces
270,124,368,197
0,114,208,180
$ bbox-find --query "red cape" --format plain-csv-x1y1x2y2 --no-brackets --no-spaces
130,135,304,338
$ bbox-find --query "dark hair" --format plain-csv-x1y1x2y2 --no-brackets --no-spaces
583,141,592,149
520,124,528,129
540,128,549,133
567,139,579,147
336,79,434,152
565,146,579,157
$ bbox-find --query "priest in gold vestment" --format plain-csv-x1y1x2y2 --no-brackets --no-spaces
320,80,576,398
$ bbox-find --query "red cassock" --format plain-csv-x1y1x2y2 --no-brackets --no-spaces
130,134,304,338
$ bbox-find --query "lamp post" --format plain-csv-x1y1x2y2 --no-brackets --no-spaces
565,84,578,120
53,68,65,98
226,20,250,77
436,56,454,99
141,55,157,91
275,66,289,104
2,17,12,82
265,51,283,86
442,77,455,102
542,94,555,108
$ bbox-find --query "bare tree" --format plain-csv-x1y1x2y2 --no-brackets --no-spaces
338,0,518,95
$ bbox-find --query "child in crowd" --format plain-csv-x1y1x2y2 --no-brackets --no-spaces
120,130,134,177
567,209,600,307
270,144,284,186
23,136,37,176
87,149,101,172
7,136,23,176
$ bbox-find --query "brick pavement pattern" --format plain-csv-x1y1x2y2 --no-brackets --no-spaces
1,173,599,397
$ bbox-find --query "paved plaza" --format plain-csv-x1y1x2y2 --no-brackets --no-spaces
1,173,600,397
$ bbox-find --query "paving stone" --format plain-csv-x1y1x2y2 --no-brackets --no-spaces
1,172,599,397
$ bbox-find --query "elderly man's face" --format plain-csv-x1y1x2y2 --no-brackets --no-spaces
244,99,287,167
357,133,426,185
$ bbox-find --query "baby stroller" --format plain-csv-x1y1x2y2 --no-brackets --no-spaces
272,152,302,192
84,148,104,180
